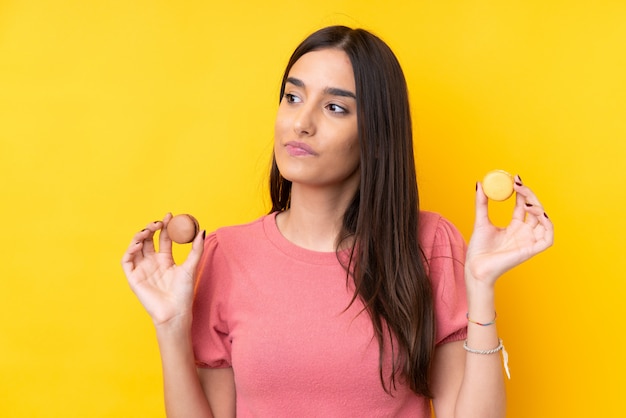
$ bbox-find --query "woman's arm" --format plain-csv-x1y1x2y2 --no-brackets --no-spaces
121,214,235,417
431,290,506,418
156,317,236,417
156,316,215,418
198,368,236,417
432,176,553,417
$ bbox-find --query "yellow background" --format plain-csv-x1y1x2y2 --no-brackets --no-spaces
1,1,624,416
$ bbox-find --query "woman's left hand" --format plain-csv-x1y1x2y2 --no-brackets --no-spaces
465,175,554,286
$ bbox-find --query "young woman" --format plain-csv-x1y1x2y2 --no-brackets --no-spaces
121,26,553,417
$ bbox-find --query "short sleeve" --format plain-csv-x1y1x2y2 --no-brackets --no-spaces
191,232,233,368
421,213,468,345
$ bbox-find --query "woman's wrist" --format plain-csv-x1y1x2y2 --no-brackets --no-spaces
464,264,498,286
464,270,497,323
465,273,496,300
154,312,193,337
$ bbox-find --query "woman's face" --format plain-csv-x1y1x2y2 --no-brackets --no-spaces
274,48,359,194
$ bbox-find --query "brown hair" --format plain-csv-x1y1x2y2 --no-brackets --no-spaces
269,26,435,397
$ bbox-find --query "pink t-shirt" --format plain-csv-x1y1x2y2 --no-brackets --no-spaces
192,211,468,417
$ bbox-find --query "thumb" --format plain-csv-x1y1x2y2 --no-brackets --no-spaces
474,182,491,229
181,229,206,273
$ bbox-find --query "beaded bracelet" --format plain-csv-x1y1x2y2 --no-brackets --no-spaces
463,339,503,355
463,339,511,379
466,311,497,326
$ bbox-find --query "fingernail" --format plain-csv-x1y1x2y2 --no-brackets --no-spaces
153,220,160,224
515,181,522,187
202,230,206,240
475,182,478,191
135,241,141,245
140,228,148,232
517,175,523,183
544,212,549,219
525,202,533,207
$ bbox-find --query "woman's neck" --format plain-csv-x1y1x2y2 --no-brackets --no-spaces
275,184,356,252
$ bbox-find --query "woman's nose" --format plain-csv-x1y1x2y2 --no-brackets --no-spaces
293,104,316,136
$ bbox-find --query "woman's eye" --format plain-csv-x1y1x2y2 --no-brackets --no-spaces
284,93,301,103
327,103,347,114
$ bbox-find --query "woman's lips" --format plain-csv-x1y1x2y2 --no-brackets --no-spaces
285,141,317,156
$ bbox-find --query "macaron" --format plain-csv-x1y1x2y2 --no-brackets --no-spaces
167,214,200,244
482,170,514,201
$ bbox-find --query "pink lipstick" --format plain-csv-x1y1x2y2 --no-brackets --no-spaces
285,141,317,156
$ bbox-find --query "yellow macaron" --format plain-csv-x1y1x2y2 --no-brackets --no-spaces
482,170,515,201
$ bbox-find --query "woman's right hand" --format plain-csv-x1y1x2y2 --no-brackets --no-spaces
121,213,205,327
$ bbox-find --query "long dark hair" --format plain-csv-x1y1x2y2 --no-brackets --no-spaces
269,26,435,397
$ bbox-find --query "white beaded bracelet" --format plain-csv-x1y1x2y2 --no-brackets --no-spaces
463,339,503,354
463,339,511,379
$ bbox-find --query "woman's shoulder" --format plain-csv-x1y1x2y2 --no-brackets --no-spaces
418,210,459,238
418,210,466,260
214,213,270,236
203,213,275,254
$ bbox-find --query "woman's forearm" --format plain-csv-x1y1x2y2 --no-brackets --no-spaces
454,277,506,418
155,317,214,418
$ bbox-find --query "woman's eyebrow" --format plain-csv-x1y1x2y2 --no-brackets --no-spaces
325,86,356,99
286,77,356,100
286,77,305,88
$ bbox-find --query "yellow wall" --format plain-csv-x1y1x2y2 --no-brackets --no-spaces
1,1,624,416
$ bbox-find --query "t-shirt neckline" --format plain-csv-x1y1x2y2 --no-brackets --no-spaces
263,212,350,266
